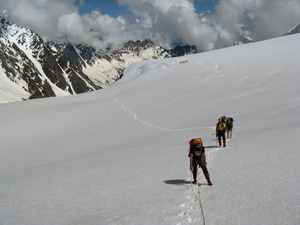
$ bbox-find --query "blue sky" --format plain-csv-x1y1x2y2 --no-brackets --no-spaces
78,0,126,17
78,0,218,17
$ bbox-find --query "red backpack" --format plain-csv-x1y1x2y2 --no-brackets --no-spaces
188,139,193,157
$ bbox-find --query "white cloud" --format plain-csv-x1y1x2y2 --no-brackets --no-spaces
0,0,77,40
117,0,300,50
0,0,299,51
118,0,223,51
57,11,123,50
215,0,300,40
0,0,123,50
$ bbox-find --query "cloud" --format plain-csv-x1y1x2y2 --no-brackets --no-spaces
57,11,123,50
118,0,223,51
0,0,77,41
0,0,299,51
215,0,300,41
0,0,123,50
117,0,300,50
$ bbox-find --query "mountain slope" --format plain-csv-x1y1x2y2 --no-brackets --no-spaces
52,39,171,88
0,18,99,103
0,34,299,225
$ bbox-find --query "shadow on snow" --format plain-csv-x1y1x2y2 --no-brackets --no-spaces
164,179,191,185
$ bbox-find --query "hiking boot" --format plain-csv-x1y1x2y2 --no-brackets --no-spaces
208,181,213,185
192,181,197,184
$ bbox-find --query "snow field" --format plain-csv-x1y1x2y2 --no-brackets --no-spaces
0,34,300,225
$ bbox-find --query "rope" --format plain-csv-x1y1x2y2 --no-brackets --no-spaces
194,170,206,225
196,181,206,225
108,89,209,223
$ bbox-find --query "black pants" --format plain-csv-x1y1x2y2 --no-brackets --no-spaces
217,130,226,142
192,158,208,175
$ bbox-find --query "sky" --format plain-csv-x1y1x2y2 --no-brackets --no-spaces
78,0,218,17
0,34,299,224
0,0,300,51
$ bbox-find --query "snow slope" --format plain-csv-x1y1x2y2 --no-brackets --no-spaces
0,34,299,225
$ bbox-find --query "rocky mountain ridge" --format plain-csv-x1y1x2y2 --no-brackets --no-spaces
50,38,173,88
284,24,300,36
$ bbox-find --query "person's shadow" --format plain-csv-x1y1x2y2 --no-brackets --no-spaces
163,179,191,185
204,145,219,148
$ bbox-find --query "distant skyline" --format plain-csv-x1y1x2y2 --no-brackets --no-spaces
78,0,218,17
0,0,299,51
